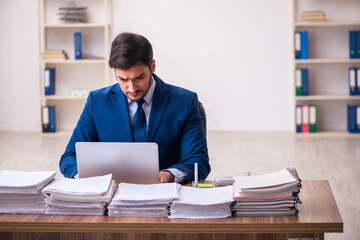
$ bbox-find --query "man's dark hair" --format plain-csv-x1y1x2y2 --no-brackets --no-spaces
108,32,153,70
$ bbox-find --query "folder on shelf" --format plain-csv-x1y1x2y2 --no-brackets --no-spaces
349,67,357,95
296,105,302,133
347,105,357,133
295,31,301,59
301,104,309,133
356,31,360,59
42,106,49,133
44,68,55,95
295,68,302,96
300,31,308,59
309,104,317,133
48,106,56,133
74,32,82,60
357,68,360,95
349,31,357,59
301,68,309,96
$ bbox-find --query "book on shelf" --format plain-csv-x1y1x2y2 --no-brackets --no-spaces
348,104,360,133
349,31,360,59
42,105,56,133
74,32,82,60
295,31,308,59
42,50,68,60
295,68,309,96
296,104,317,133
44,68,55,95
300,11,326,23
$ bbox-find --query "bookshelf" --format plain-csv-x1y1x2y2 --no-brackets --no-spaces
38,0,112,134
293,0,360,135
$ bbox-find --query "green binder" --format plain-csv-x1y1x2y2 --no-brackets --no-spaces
295,68,302,96
309,104,317,133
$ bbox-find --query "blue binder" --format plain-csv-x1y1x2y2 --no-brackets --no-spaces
349,67,357,95
348,105,357,133
301,68,309,96
300,31,308,59
74,32,82,60
357,31,360,58
44,68,55,95
349,31,357,59
49,106,56,133
295,31,301,59
296,105,302,133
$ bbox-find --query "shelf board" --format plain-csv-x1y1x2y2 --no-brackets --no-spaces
43,95,87,100
295,58,360,64
295,131,360,137
41,59,106,64
296,95,360,101
295,21,360,27
42,23,108,28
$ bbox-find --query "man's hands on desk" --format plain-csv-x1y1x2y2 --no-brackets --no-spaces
158,171,175,183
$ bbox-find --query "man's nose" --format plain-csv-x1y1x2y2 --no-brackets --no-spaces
127,81,136,92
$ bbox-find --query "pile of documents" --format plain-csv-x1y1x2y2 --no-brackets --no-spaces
42,50,69,61
170,185,233,219
0,170,56,214
108,182,179,217
301,11,326,23
232,168,301,216
42,174,116,215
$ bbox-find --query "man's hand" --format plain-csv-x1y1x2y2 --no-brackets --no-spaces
158,171,175,183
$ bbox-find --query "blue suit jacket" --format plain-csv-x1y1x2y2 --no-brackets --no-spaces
59,74,210,183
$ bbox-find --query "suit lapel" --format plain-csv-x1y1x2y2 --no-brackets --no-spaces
146,75,169,142
111,85,134,141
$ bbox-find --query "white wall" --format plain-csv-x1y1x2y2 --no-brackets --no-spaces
0,0,294,132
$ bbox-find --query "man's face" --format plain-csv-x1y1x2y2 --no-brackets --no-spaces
114,60,156,102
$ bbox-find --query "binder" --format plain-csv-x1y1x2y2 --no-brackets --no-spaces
301,68,309,96
301,104,309,133
42,106,49,133
348,105,357,133
349,31,357,59
309,104,317,133
295,68,302,96
44,68,55,95
296,105,302,133
48,106,56,133
295,31,301,59
349,67,357,95
74,32,82,60
357,68,360,95
357,106,360,132
300,31,308,59
357,31,360,58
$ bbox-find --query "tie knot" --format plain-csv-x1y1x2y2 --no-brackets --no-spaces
136,99,145,108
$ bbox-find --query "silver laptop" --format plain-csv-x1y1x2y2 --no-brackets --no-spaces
76,142,159,184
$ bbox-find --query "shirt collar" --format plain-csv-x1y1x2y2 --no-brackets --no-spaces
127,75,156,105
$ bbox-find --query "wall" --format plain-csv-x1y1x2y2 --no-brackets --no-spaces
0,0,294,132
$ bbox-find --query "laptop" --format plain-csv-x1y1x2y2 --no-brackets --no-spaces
76,142,159,184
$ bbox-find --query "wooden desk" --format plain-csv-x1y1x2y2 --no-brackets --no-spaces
0,180,343,240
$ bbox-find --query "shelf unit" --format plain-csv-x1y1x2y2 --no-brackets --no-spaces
293,0,360,135
38,0,112,134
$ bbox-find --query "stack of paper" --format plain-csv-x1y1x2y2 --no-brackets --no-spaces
108,182,179,217
42,50,69,60
170,186,233,219
301,11,326,23
232,168,302,216
42,174,116,215
0,170,56,214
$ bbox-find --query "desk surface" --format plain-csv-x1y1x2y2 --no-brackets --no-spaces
0,180,343,234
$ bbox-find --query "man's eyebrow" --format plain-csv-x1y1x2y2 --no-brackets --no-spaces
117,73,145,80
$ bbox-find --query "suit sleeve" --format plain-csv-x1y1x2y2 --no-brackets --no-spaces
169,93,211,183
59,92,99,178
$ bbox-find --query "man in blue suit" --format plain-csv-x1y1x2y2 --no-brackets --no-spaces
59,32,210,183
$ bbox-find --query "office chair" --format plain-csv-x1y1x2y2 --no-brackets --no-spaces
198,101,207,136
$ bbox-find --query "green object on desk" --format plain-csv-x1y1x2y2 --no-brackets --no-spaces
191,181,214,188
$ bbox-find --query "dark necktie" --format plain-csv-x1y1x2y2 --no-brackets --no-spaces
132,99,147,142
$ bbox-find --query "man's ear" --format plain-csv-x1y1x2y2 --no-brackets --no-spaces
151,60,156,73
